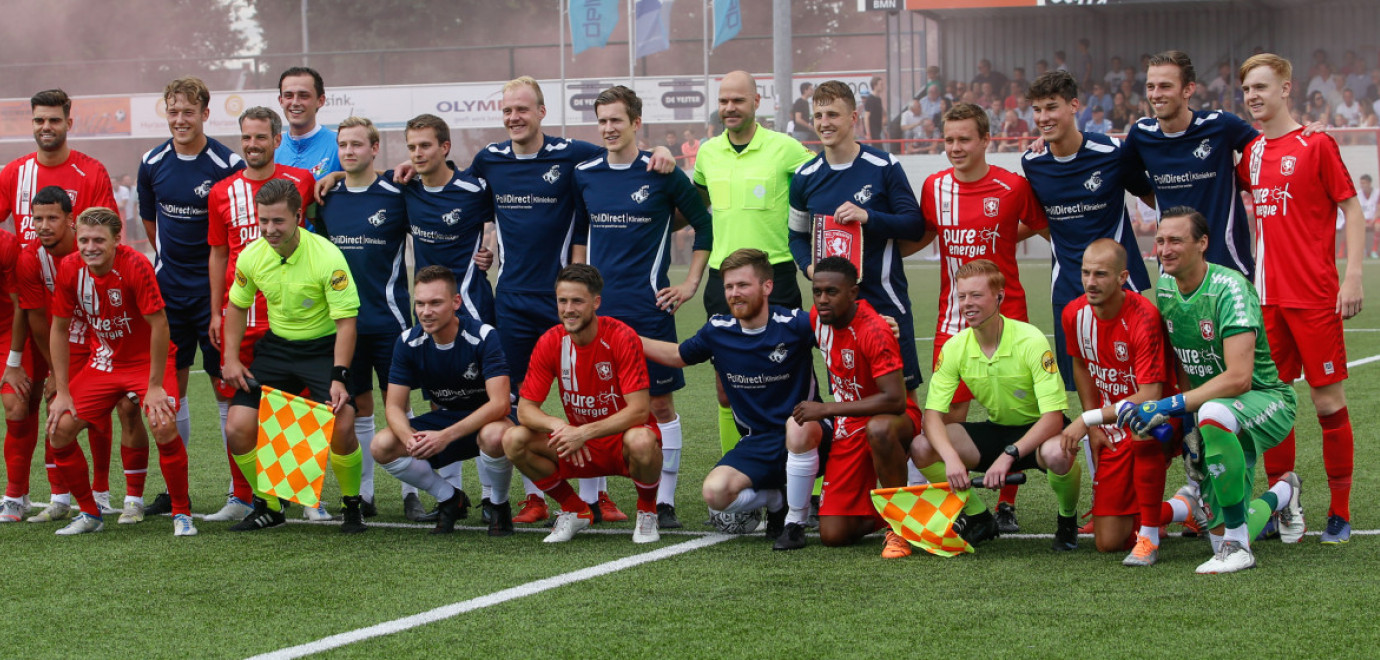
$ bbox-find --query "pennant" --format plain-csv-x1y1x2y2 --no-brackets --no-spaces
254,386,336,508
712,0,741,49
635,0,675,58
871,484,974,557
570,0,623,55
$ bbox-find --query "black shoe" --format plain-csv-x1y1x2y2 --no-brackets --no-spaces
773,522,807,550
454,491,471,520
995,501,1020,534
361,498,378,519
656,503,682,529
431,492,465,535
480,497,493,524
805,494,821,530
1052,514,1078,551
403,493,426,521
145,492,173,516
954,509,1000,546
487,500,514,537
340,496,368,534
764,505,787,540
228,497,286,532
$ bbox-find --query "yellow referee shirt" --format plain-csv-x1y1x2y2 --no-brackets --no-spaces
925,317,1067,426
693,123,814,268
230,231,359,341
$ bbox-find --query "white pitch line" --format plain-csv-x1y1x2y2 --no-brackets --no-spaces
246,534,736,660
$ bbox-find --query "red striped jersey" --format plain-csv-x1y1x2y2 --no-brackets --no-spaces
0,151,117,249
1061,290,1173,443
52,245,168,372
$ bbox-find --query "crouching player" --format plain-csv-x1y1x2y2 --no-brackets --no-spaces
371,266,512,534
912,259,1082,550
641,249,827,548
788,257,922,557
502,264,663,544
46,208,194,536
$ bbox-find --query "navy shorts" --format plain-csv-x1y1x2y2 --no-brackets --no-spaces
494,290,558,386
1051,299,1076,391
165,294,219,375
409,409,481,468
881,307,924,391
350,332,398,396
607,312,684,397
716,418,831,491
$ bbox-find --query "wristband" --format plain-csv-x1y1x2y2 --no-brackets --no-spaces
331,366,350,384
6,350,22,368
1080,409,1105,427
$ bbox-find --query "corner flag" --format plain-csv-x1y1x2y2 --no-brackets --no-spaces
254,386,336,508
871,484,974,557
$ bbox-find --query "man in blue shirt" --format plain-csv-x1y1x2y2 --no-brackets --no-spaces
275,66,342,180
573,86,713,529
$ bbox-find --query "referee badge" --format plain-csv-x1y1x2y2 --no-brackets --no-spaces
234,270,247,287
330,270,349,291
1041,350,1057,374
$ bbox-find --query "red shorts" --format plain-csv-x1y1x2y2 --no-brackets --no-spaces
0,334,49,396
551,424,661,481
70,357,180,423
214,321,268,398
818,406,921,519
1262,305,1348,387
1090,422,1182,518
932,333,973,404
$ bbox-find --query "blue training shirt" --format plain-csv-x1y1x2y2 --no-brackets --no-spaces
317,174,411,335
574,150,712,319
137,137,244,299
1123,110,1258,278
389,318,508,412
468,135,602,295
275,125,342,180
399,167,494,322
1022,132,1154,305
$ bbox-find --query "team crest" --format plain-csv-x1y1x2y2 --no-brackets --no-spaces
854,185,873,205
194,180,213,198
841,349,854,370
631,185,651,204
769,343,788,364
1193,139,1212,160
107,289,123,307
441,209,462,226
983,197,1000,217
367,209,387,227
823,230,853,258
463,362,479,380
1084,171,1103,192
1199,319,1215,341
542,165,562,184
595,361,613,380
1280,156,1296,176
1114,341,1128,362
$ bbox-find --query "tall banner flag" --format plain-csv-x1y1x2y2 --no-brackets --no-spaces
712,0,741,49
255,386,337,508
570,0,623,55
871,484,975,557
635,0,675,58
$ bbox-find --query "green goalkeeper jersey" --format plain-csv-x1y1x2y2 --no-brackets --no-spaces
1155,263,1290,396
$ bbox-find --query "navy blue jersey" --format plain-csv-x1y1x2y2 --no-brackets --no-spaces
1123,110,1258,277
399,168,494,321
1022,132,1154,305
137,138,244,298
679,306,821,441
389,318,508,411
786,144,926,319
275,126,342,179
574,151,712,319
316,175,411,335
468,135,603,295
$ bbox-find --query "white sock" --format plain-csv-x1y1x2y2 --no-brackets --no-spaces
579,478,601,504
785,448,819,525
436,461,463,490
400,482,419,497
522,475,541,497
355,416,375,501
657,416,682,506
1138,525,1160,546
907,459,926,486
1268,480,1292,512
477,455,494,501
1223,524,1250,549
51,493,71,505
480,453,513,504
1167,496,1189,523
381,456,455,503
175,399,191,447
124,495,143,506
763,489,784,513
218,399,232,493
1210,532,1224,553
722,487,773,514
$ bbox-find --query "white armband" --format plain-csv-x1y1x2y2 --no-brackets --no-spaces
6,350,22,368
1080,409,1105,427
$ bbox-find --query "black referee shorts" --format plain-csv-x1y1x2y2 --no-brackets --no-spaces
230,332,350,410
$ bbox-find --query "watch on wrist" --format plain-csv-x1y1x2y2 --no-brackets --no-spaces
331,366,350,384
1003,444,1021,461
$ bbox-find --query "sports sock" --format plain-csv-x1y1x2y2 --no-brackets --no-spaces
175,399,191,448
1138,525,1160,546
906,459,926,486
44,439,68,496
998,483,1019,507
3,415,39,498
1246,492,1281,540
1223,521,1250,550
1047,461,1081,518
1262,428,1296,486
329,447,363,498
961,489,986,515
533,474,588,514
156,438,191,516
1209,531,1224,554
51,442,97,517
354,416,376,501
381,456,455,502
121,445,149,499
578,478,600,504
87,415,113,493
1319,407,1354,520
1131,438,1167,528
717,405,738,454
1200,420,1248,512
917,461,948,485
720,487,773,515
400,482,418,497
232,450,278,510
633,478,659,514
657,416,682,506
785,448,818,525
1163,495,1189,523
480,453,513,504
227,445,252,502
521,475,541,497
438,461,463,490
477,455,494,501
50,493,71,505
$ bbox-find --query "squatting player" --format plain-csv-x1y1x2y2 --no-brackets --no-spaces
1237,53,1363,544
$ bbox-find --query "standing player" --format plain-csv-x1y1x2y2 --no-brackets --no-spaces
641,249,826,546
275,66,342,179
45,208,194,537
1237,53,1364,544
1124,207,1301,573
137,77,245,516
790,257,922,557
203,106,316,522
916,102,1049,532
220,180,365,533
501,264,663,544
573,86,713,530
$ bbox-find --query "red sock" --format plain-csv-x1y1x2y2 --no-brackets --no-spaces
1131,439,1167,528
1319,408,1354,520
87,415,113,493
1159,501,1175,522
121,445,149,498
3,415,39,498
156,439,191,516
633,478,659,514
998,483,1018,506
533,474,590,515
1262,428,1296,485
228,444,253,502
51,441,97,516
44,438,69,496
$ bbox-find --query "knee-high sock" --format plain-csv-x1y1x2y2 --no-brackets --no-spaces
121,444,149,501
437,460,463,490
354,416,376,500
87,415,113,494
521,475,541,497
717,405,739,455
477,453,494,501
330,448,363,498
533,474,588,514
44,438,70,497
1131,439,1167,528
918,461,985,515
156,438,190,516
1047,461,1082,518
785,448,818,525
1262,428,1295,486
381,456,455,502
1201,420,1248,530
3,415,39,498
998,482,1019,506
220,400,250,499
175,398,190,448
657,416,682,506
718,487,781,515
633,478,659,514
51,442,96,516
480,453,513,505
1319,408,1354,520
232,450,278,510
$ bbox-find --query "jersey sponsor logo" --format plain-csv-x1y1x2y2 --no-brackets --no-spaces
1041,350,1056,374
542,165,562,184
368,209,387,227
463,362,479,380
194,180,214,198
1199,319,1215,341
1193,139,1212,160
107,289,123,307
1083,170,1103,193
854,184,873,204
841,349,854,370
983,197,1000,217
234,269,247,287
1251,184,1292,219
942,227,1000,258
1280,155,1296,176
1114,341,1128,362
595,361,613,380
630,185,651,204
769,343,788,364
330,269,349,291
441,208,463,225
823,230,853,259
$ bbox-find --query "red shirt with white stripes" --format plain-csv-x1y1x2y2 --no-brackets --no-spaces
520,316,655,428
16,242,90,348
52,245,168,372
1061,290,1173,443
0,151,117,249
811,299,919,438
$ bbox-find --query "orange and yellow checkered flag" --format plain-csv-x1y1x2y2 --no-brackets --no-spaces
871,484,974,557
255,386,336,508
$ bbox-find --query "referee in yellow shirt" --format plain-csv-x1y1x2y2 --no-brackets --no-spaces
220,179,366,533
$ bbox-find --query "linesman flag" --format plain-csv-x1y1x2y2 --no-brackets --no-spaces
255,386,336,508
871,484,974,557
